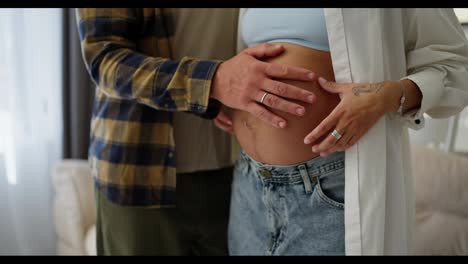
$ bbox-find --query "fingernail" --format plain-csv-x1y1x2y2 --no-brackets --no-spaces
320,152,328,157
318,77,327,85
296,108,305,115
307,95,315,103
312,146,318,152
308,73,315,80
278,121,286,128
274,44,282,49
304,138,311,144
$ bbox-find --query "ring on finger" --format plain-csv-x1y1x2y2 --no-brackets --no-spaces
331,129,343,141
260,92,269,104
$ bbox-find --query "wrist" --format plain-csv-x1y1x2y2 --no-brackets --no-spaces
210,62,224,101
381,80,404,114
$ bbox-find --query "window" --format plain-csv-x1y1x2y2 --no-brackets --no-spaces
455,8,468,24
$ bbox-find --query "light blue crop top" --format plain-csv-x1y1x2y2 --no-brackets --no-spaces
241,8,330,52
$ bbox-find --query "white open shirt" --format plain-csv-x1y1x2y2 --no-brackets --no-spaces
237,8,468,255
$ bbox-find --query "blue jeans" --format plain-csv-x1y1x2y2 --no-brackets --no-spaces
228,150,345,256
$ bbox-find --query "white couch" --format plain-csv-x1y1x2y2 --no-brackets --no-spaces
410,145,468,255
52,145,468,255
52,160,96,255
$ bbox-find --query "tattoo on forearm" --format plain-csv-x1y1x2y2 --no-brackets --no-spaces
352,82,385,96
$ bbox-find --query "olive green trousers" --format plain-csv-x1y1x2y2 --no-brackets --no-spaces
95,167,233,256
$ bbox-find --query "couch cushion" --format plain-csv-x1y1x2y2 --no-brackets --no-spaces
411,144,468,255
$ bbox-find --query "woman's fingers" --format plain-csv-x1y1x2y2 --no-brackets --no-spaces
304,107,342,145
214,109,234,134
311,118,347,155
214,118,234,134
216,109,232,126
317,77,353,94
322,129,354,155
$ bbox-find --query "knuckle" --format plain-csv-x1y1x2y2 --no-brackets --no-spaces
263,63,273,74
278,65,288,76
253,62,264,72
266,95,279,107
321,124,330,133
275,83,287,96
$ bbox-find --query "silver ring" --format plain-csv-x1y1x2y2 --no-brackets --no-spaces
331,129,342,141
260,92,269,104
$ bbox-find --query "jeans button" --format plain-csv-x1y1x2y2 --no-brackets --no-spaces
259,168,272,177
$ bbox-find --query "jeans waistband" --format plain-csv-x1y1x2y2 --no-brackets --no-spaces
239,150,345,184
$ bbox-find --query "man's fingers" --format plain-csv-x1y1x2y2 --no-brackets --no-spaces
263,79,315,104
248,103,287,129
257,91,306,116
262,62,316,81
244,43,284,59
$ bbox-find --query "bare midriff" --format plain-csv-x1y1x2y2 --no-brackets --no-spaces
231,42,340,165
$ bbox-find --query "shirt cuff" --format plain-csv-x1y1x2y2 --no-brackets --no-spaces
399,69,444,130
191,98,222,120
187,59,223,115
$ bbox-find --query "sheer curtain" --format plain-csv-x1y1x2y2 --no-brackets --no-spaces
0,9,63,255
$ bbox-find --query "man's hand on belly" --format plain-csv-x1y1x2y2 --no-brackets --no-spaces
210,43,317,129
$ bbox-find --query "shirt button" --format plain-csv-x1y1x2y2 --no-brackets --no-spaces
415,119,421,125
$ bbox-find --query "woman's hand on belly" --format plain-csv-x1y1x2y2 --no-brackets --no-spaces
303,77,410,156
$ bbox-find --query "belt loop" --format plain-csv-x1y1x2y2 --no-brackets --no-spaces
298,164,312,194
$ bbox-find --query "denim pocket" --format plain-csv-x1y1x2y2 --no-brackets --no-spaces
315,168,345,210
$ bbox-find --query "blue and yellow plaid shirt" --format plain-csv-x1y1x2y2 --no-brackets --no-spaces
76,8,223,207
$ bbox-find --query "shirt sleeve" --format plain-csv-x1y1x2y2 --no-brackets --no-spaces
400,8,468,130
75,8,221,116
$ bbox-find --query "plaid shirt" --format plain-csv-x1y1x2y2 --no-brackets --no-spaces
76,8,223,207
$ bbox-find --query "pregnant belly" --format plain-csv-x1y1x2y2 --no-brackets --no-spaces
232,42,340,165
